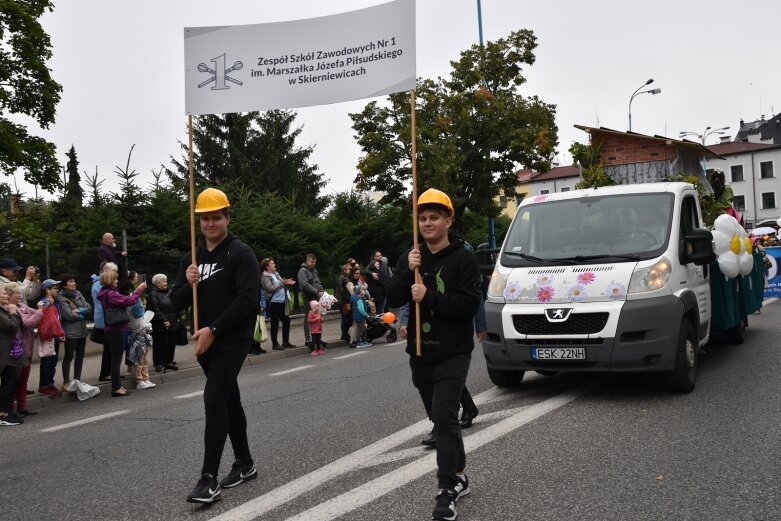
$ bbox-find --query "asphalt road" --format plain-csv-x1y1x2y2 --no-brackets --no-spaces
2,304,780,521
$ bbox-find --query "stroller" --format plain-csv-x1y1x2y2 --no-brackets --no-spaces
365,314,397,343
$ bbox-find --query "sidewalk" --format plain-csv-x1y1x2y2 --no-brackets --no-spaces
24,312,351,412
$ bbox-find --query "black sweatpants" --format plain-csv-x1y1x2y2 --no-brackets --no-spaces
106,330,126,392
410,352,471,490
62,337,87,382
0,365,20,414
198,341,252,476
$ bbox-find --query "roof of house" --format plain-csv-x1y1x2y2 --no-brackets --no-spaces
573,125,724,160
528,165,580,181
707,141,781,156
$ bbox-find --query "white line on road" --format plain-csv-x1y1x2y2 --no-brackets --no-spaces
176,391,204,400
208,385,590,521
40,410,129,433
269,365,314,376
332,352,369,360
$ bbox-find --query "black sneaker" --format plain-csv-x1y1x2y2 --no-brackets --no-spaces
186,473,221,503
432,489,458,520
459,405,479,429
0,414,23,426
220,460,257,489
454,474,470,501
421,426,436,448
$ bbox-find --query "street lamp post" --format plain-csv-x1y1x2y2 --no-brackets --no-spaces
678,126,731,145
628,78,662,131
477,0,497,248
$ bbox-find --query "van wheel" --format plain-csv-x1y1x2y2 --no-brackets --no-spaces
487,367,525,387
666,320,697,393
725,322,745,345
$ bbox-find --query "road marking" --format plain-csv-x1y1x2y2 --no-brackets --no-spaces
176,391,204,399
208,385,590,521
269,365,313,376
40,410,129,433
333,352,369,360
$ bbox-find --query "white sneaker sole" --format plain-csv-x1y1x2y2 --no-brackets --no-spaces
220,468,257,489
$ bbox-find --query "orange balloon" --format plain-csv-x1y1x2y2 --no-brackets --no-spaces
382,312,396,324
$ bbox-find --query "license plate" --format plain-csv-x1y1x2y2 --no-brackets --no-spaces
531,347,586,360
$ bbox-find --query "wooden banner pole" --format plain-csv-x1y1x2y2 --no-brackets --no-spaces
410,90,421,357
188,114,199,331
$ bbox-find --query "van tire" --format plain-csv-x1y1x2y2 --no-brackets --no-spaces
666,320,697,393
487,367,525,387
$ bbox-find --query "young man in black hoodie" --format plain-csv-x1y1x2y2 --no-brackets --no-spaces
387,188,482,521
172,188,260,504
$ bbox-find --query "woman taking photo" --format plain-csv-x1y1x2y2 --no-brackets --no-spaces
0,285,25,425
7,282,42,417
96,266,146,397
56,274,92,391
260,258,296,350
147,273,179,372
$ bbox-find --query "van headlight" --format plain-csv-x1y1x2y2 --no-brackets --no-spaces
628,257,672,294
487,268,508,299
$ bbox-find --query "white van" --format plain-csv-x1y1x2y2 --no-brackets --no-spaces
483,182,720,392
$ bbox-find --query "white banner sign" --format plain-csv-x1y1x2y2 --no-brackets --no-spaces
184,0,416,115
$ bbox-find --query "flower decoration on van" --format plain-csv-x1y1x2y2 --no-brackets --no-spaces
535,274,554,287
567,285,588,303
576,271,596,285
603,281,626,301
711,213,753,278
531,194,548,204
503,281,522,302
536,286,555,303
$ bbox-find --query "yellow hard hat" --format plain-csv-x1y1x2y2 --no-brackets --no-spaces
417,188,454,216
195,188,230,213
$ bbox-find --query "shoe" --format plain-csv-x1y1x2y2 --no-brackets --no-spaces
349,342,357,348
310,350,319,356
272,344,285,351
282,342,296,348
165,364,179,371
26,390,34,395
186,473,221,504
220,460,257,489
38,386,56,397
341,334,350,342
459,405,479,429
154,366,162,373
432,489,458,520
98,375,111,381
48,385,63,397
454,474,470,501
17,409,38,416
111,388,131,397
316,348,325,355
0,414,23,426
61,382,71,393
355,342,367,349
137,380,156,390
249,347,266,355
421,427,437,448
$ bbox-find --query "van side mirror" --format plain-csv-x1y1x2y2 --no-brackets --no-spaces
680,228,717,266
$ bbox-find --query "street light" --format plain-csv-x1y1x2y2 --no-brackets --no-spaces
628,78,662,131
678,126,731,145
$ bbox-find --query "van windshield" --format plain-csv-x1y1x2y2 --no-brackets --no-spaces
502,193,673,266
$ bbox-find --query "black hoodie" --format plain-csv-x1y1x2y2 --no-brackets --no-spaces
387,237,482,363
171,233,259,349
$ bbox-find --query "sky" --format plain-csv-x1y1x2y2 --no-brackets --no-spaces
15,0,781,200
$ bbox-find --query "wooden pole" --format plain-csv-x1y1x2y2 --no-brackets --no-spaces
188,114,199,331
410,90,421,357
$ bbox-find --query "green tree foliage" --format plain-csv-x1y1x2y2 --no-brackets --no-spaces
0,0,62,191
570,141,617,189
63,145,83,206
350,29,558,222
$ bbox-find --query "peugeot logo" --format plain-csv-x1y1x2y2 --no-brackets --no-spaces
545,308,572,322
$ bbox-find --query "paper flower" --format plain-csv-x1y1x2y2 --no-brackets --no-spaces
536,286,555,303
712,213,753,278
503,281,522,301
536,274,555,287
532,195,548,203
576,272,596,285
567,285,588,303
604,281,626,301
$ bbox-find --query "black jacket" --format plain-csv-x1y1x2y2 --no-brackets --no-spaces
147,287,179,333
387,237,481,363
171,233,259,349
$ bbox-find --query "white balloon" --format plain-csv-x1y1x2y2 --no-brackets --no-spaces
718,251,740,278
714,214,739,237
712,230,730,255
738,252,754,276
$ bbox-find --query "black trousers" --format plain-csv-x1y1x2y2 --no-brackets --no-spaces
410,353,471,490
62,337,87,382
152,329,177,367
0,365,20,414
267,302,290,345
198,341,252,476
105,330,127,392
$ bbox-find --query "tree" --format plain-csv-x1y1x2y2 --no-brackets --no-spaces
0,0,62,191
350,29,558,222
63,145,83,206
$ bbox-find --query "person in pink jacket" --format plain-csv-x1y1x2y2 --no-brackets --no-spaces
306,301,325,356
5,283,43,416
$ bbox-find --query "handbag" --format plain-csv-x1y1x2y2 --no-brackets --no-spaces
253,314,267,343
90,327,105,344
9,334,23,359
104,305,131,327
38,338,56,357
38,304,64,341
176,323,189,345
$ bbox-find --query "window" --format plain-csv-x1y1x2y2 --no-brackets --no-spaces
733,195,746,211
730,165,744,182
540,189,550,195
760,161,774,179
498,196,508,208
560,187,570,192
761,192,776,209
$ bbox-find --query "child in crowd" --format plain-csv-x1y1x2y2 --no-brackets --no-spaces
307,301,325,356
350,286,371,348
